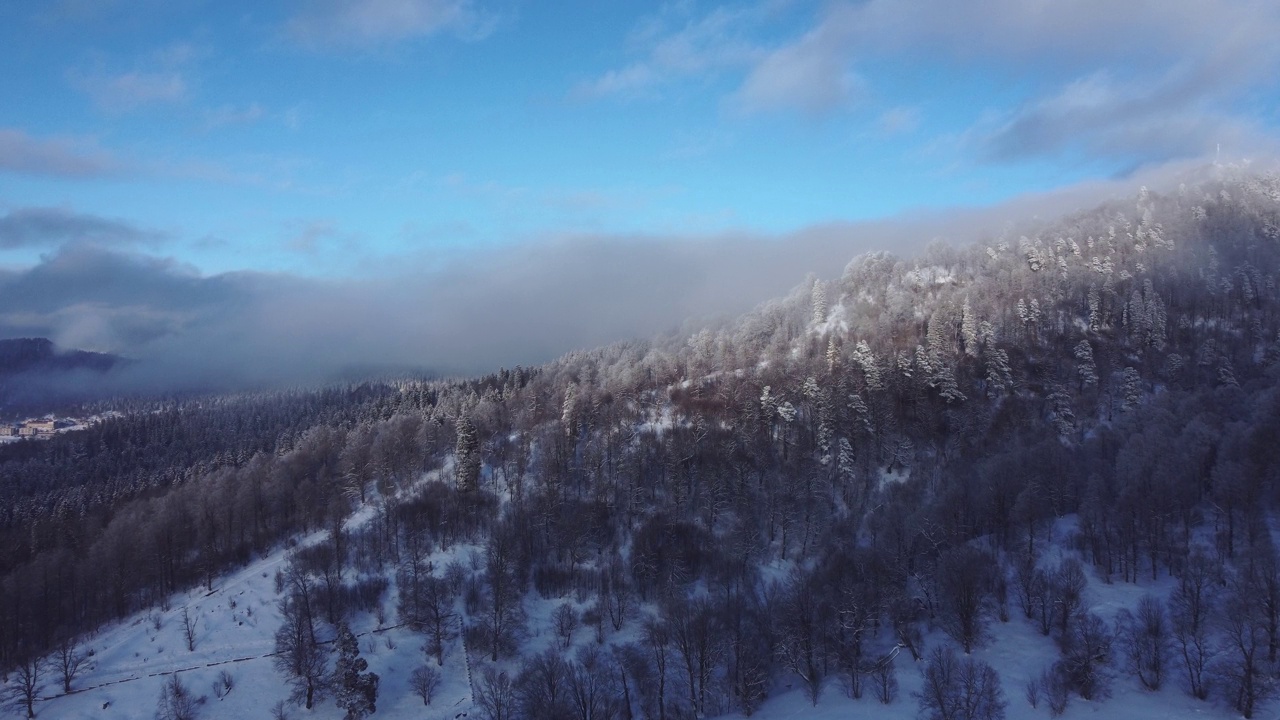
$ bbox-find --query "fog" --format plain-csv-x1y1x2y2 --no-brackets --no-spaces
0,226,900,392
0,161,1227,395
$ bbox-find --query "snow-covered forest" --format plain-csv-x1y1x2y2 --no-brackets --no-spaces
5,166,1280,719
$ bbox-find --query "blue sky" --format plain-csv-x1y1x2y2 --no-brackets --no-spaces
1,0,1279,379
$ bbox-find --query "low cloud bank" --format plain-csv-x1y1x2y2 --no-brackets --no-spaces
0,161,1221,393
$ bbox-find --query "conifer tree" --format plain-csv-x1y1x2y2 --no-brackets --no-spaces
961,298,979,356
455,413,480,492
812,279,828,325
1074,341,1098,389
332,623,379,720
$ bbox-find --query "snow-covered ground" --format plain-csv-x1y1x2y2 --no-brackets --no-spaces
30,471,637,720
33,524,475,720
736,521,1254,720
26,509,1268,720
734,612,1219,720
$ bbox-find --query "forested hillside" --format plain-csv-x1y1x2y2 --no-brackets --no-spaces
6,166,1280,719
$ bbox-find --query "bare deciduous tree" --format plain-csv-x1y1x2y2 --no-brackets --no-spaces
914,645,1006,720
514,649,571,720
409,665,441,705
1171,549,1216,700
5,656,44,719
54,637,90,693
936,546,996,653
1051,559,1087,638
273,589,328,710
553,603,578,650
1218,575,1277,719
1058,612,1113,700
155,673,199,720
474,666,516,720
181,606,199,652
421,575,457,666
1118,595,1167,690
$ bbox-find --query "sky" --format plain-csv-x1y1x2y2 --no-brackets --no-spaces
2,0,1279,387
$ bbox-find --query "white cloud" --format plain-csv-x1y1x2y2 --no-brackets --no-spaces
286,0,494,49
731,27,863,115
76,70,186,112
590,0,1280,162
1,161,1261,386
973,59,1276,164
574,4,764,100
578,65,661,99
802,0,1280,163
69,43,198,113
838,0,1280,70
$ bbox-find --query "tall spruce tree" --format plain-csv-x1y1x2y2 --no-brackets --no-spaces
455,413,481,492
333,623,379,720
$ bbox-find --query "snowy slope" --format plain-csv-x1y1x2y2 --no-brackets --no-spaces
31,528,475,720
25,512,1270,720
733,522,1258,720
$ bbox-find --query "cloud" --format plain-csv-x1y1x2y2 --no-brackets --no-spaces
0,166,1213,393
973,69,1268,164
7,302,190,354
777,0,1280,155
0,128,120,178
588,0,1280,161
286,0,494,49
0,243,203,318
0,245,224,360
73,69,187,112
0,207,166,250
731,30,864,115
574,5,764,100
5,154,1264,403
69,43,197,113
827,0,1280,70
577,65,661,99
0,208,947,390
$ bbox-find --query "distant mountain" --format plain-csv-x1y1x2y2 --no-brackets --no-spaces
0,337,125,416
0,337,121,375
